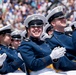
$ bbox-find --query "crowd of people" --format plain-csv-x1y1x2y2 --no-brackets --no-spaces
0,0,76,75
0,0,76,30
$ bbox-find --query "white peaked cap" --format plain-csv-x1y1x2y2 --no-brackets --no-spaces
24,14,47,27
46,6,65,23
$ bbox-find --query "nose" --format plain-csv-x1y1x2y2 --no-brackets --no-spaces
34,27,38,29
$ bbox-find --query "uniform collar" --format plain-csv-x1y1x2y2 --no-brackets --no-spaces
30,36,40,42
54,31,64,35
30,36,44,45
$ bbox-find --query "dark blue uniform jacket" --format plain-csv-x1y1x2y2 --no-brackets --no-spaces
0,45,23,74
45,31,76,71
18,37,76,72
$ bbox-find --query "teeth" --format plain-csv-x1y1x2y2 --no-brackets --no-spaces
35,32,38,33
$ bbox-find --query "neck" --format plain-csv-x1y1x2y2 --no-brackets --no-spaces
30,36,40,39
55,29,64,33
54,27,65,33
30,36,40,42
1,42,8,47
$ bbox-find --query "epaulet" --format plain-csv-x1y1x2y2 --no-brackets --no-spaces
24,38,30,42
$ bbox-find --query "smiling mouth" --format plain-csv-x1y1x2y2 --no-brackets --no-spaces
34,32,40,34
33,30,40,33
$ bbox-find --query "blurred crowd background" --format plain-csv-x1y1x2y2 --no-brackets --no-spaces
0,0,76,31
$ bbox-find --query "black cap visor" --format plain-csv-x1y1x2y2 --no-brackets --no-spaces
28,19,44,27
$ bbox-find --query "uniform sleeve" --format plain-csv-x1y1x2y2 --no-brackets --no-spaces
0,61,15,74
0,52,23,73
18,41,53,71
53,56,76,71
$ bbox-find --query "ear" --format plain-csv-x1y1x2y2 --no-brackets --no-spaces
27,28,30,33
51,20,56,27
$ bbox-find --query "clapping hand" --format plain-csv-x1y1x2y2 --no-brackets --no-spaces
0,53,7,66
50,47,66,60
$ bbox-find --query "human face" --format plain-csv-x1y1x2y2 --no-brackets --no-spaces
2,34,11,46
28,26,43,38
11,40,21,49
51,17,67,32
48,30,53,35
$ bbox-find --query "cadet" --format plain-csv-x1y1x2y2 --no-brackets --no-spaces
46,6,76,71
11,29,22,49
0,25,23,74
45,24,54,35
40,24,54,41
18,14,66,75
11,29,25,73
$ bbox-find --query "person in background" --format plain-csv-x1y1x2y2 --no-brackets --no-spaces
10,29,25,73
18,14,66,75
0,25,23,74
11,29,22,49
44,24,54,35
40,24,54,41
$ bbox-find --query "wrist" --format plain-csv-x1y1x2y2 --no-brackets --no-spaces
52,59,58,63
50,55,59,62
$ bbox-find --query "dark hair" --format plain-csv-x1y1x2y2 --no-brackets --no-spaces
46,26,53,33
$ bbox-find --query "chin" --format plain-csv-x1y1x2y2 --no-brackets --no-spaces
62,24,67,27
34,35,40,38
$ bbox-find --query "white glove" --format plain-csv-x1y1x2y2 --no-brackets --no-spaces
0,53,7,66
50,47,66,60
64,26,73,32
18,53,23,60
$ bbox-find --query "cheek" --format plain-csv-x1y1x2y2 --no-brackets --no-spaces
56,21,60,24
7,37,11,41
29,28,33,33
40,29,43,34
4,36,11,41
30,29,34,32
55,21,63,26
14,41,18,44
